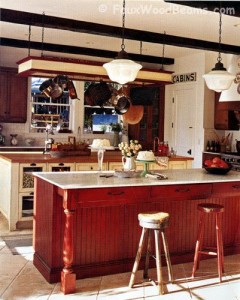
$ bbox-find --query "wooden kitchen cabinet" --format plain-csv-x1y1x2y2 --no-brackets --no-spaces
0,68,28,123
128,86,165,150
214,93,240,130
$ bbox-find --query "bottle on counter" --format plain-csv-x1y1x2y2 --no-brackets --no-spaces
206,140,210,151
210,140,215,152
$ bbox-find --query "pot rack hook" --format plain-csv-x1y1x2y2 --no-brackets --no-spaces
160,31,166,70
41,11,45,57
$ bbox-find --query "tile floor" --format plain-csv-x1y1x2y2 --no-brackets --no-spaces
1,212,240,300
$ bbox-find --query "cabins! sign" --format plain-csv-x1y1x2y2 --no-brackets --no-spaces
172,72,196,83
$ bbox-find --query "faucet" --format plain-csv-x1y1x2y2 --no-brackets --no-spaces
43,124,54,154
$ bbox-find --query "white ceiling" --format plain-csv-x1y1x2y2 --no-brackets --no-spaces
1,0,240,69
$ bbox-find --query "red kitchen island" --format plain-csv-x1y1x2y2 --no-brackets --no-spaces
33,169,240,294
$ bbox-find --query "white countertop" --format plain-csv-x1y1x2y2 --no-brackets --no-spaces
33,169,240,189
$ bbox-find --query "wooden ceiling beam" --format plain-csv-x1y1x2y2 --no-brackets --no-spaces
1,8,240,56
0,37,174,65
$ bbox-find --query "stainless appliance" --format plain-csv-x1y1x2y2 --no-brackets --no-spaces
221,153,240,171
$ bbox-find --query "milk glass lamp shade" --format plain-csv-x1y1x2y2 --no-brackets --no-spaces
103,58,142,85
203,62,235,92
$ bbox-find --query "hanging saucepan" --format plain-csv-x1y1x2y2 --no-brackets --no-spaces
39,79,53,97
114,94,130,115
84,81,112,107
67,80,79,99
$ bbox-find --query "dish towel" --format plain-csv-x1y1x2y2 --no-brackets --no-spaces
155,156,169,168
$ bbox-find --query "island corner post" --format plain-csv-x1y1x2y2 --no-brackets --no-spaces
33,171,240,295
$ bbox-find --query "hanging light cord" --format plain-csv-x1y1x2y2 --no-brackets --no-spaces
121,0,126,51
217,9,222,63
28,25,31,56
41,11,45,57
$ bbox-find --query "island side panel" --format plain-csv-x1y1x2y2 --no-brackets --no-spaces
33,177,65,283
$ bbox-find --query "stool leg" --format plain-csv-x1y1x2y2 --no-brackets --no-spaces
154,229,164,295
161,229,174,283
192,211,205,277
216,213,224,282
129,227,147,288
144,229,152,279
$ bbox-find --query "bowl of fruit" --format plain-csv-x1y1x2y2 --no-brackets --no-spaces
203,157,232,175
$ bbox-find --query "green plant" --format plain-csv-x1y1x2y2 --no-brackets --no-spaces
110,121,123,132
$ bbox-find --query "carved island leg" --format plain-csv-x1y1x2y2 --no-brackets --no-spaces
61,208,76,294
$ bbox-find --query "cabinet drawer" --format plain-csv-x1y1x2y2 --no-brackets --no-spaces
77,186,150,207
168,161,187,169
150,183,212,200
48,162,75,172
212,182,240,196
76,163,107,171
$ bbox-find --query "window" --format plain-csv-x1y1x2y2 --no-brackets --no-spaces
84,81,120,134
30,78,72,133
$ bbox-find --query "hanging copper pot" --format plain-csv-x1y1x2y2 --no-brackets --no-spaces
39,78,63,99
122,102,144,124
39,79,53,97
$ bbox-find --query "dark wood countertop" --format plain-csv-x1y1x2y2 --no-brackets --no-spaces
0,151,193,164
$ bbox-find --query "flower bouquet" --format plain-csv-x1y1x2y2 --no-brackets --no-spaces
118,140,142,157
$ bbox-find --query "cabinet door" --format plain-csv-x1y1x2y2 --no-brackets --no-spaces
19,163,47,192
0,70,28,123
8,73,28,123
19,192,34,220
0,72,8,122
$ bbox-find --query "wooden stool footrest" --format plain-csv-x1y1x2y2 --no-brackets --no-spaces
198,250,217,256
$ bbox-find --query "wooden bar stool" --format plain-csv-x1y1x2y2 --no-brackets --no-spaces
129,211,173,295
192,203,224,282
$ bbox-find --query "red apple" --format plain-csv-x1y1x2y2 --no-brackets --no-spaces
219,161,229,168
204,159,212,167
212,157,221,164
210,163,219,168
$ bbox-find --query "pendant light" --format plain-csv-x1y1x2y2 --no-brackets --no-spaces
203,10,235,92
103,0,142,84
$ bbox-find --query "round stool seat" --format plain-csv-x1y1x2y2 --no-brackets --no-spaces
197,203,224,213
138,212,169,230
